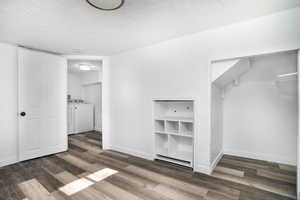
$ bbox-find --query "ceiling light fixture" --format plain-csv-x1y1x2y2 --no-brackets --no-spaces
78,63,97,71
86,0,125,11
79,64,92,71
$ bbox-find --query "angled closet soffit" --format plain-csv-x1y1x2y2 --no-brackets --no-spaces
211,58,251,89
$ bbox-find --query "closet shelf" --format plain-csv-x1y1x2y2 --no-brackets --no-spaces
276,72,298,82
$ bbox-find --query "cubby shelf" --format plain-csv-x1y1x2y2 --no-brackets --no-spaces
166,120,179,133
153,100,194,168
154,119,194,138
180,121,193,137
154,120,165,132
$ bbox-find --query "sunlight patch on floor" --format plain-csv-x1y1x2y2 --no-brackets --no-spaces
87,168,118,182
59,178,93,196
58,168,118,196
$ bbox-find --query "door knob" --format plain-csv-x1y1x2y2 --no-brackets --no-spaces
20,112,26,117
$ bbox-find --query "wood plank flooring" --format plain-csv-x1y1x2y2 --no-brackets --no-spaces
0,131,297,200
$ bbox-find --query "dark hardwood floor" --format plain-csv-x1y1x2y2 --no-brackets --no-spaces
0,131,297,200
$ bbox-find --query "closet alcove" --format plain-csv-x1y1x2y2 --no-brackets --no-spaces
211,50,298,167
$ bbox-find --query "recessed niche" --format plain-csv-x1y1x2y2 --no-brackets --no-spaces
180,122,193,136
155,120,165,132
166,121,179,133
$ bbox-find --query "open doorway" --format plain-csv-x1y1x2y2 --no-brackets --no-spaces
210,50,298,199
67,59,103,148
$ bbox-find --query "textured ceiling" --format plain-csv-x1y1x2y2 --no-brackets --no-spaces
0,0,299,55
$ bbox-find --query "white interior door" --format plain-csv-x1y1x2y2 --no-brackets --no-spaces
18,48,67,161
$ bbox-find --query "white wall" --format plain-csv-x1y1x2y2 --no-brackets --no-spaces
81,71,102,85
103,7,300,173
68,73,82,99
68,71,102,99
223,51,298,165
0,43,18,167
211,84,223,166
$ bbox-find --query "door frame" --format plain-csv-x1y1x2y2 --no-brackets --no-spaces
297,49,299,199
65,55,104,146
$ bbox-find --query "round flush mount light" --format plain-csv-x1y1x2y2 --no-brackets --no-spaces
86,0,125,11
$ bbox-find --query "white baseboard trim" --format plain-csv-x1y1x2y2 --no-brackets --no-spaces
0,155,18,167
194,164,211,175
209,151,223,174
194,152,223,175
109,145,153,160
224,149,296,166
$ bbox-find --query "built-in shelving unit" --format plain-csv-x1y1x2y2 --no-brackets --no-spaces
153,100,194,167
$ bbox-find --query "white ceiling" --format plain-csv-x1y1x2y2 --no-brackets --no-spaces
0,0,299,55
